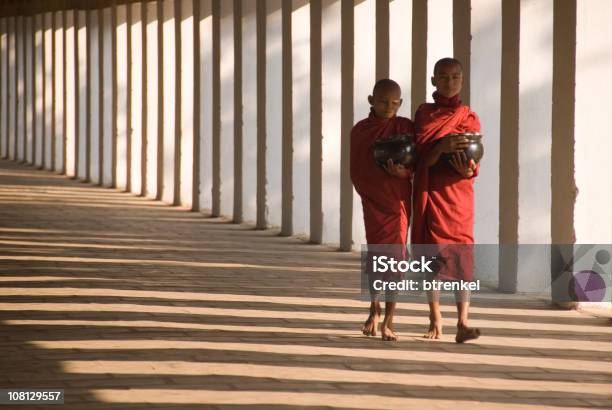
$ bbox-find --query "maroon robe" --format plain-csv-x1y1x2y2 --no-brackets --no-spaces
350,111,414,246
412,92,481,280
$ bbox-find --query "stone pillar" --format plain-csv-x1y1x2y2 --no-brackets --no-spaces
281,1,293,236
232,0,243,221
375,0,389,80
309,0,322,242
411,0,426,117
290,0,310,238
498,0,519,292
0,18,7,159
242,0,258,223
198,0,213,211
219,0,234,215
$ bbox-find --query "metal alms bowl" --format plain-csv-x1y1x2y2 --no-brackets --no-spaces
441,132,484,163
372,134,417,168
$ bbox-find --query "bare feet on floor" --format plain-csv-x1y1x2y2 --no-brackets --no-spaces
423,313,443,339
455,324,480,343
362,303,381,336
381,324,399,341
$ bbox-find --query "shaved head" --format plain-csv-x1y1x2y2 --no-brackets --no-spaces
433,58,463,76
372,79,401,96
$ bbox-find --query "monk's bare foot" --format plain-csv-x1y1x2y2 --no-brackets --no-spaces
423,313,443,339
381,324,399,341
361,304,381,336
455,325,480,343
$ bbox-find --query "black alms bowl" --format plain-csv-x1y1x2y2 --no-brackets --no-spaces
372,134,417,169
441,132,484,163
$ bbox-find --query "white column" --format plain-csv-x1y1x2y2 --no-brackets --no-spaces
0,18,6,159
89,9,101,184
53,11,64,172
471,0,502,285
16,16,24,162
517,0,553,291
180,0,195,208
8,17,16,160
199,0,213,211
389,0,411,116
426,0,453,101
145,1,159,198
77,10,88,180
65,10,76,177
219,0,234,216
162,0,178,204
34,14,44,167
130,2,143,195
574,0,612,244
321,0,341,244
43,12,53,170
102,7,114,186
351,0,375,249
291,0,310,236
264,0,282,227
23,16,34,164
115,4,129,190
25,17,34,164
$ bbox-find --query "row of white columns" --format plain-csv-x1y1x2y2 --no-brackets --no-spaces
0,1,611,293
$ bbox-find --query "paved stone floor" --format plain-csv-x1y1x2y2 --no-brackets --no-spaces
0,159,611,410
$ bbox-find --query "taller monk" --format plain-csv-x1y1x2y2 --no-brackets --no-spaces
412,58,481,343
350,79,413,342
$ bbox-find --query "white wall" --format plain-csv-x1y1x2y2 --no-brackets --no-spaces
88,9,101,184
426,0,453,101
321,0,341,245
180,0,195,208
574,0,612,244
291,0,310,236
198,0,213,211
242,0,258,224
389,0,412,117
219,0,234,215
145,1,159,198
65,10,76,177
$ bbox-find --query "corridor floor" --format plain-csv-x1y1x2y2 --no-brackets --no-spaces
1,159,611,410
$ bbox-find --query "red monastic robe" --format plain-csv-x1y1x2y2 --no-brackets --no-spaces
350,111,414,245
411,93,480,280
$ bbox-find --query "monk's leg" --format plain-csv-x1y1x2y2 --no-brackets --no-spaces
362,297,381,336
424,290,443,339
455,290,480,343
381,300,399,341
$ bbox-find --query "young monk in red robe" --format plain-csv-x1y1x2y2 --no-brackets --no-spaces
351,79,413,342
412,58,481,343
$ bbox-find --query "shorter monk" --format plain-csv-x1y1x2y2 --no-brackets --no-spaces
350,79,413,342
412,58,481,343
